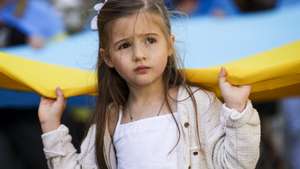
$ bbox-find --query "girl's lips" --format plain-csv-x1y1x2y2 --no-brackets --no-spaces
134,66,150,71
134,66,150,74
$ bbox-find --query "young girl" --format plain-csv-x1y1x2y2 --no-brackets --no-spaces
38,0,261,168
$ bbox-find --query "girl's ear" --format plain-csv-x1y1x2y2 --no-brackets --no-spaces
168,34,175,56
101,48,114,68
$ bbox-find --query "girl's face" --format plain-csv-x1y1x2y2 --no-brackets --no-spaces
103,12,174,88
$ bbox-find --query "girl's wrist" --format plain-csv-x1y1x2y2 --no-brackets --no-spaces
225,102,247,113
40,121,61,133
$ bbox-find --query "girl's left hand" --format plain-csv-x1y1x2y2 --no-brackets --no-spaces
218,67,251,112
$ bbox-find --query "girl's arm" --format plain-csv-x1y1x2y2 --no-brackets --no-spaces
206,92,261,169
38,88,97,169
207,68,260,168
41,124,97,169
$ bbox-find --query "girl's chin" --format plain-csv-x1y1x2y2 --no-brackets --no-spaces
125,73,164,88
129,78,160,88
132,81,155,87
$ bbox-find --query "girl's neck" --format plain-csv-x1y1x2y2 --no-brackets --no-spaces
128,79,165,105
123,79,178,122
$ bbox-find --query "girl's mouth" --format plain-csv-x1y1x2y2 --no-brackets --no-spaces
134,66,150,74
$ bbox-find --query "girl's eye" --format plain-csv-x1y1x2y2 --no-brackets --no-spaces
146,37,157,44
118,42,131,50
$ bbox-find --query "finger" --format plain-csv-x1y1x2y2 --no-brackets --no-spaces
242,85,252,91
40,96,51,104
40,96,46,103
56,87,65,103
218,67,227,84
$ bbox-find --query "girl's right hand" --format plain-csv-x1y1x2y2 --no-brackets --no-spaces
38,87,66,133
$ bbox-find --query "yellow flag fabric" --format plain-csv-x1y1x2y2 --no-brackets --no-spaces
0,41,299,101
0,53,97,98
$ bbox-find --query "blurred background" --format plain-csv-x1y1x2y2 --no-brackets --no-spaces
1,0,300,169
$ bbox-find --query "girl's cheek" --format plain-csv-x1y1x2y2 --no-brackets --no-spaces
118,50,133,60
145,44,158,53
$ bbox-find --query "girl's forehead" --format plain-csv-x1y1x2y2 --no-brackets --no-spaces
110,12,166,42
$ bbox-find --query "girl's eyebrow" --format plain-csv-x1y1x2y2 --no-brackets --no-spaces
113,33,159,46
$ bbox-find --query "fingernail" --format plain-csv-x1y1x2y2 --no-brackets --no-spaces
56,87,61,93
220,67,224,74
222,67,227,75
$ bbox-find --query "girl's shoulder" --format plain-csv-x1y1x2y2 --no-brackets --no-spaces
179,84,219,112
179,85,216,102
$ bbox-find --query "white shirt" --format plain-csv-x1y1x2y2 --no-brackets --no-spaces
113,110,181,169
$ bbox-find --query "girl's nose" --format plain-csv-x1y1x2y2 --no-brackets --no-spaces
132,43,146,61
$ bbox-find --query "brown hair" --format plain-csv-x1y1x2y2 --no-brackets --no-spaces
90,0,200,168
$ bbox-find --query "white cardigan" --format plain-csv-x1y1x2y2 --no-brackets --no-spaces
41,86,261,169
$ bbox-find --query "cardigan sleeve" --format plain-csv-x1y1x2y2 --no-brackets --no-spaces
203,91,261,169
41,125,97,169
